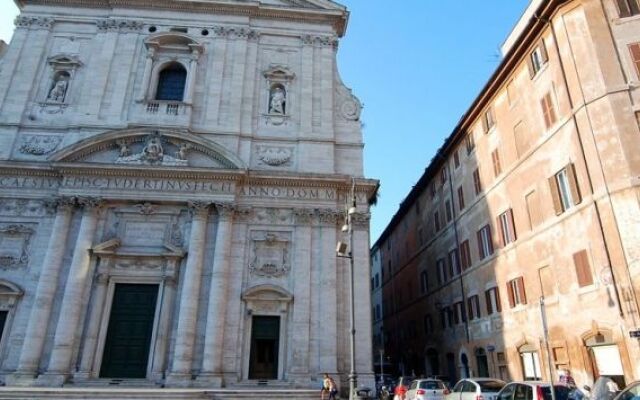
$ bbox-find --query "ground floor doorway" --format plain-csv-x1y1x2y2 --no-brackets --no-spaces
248,316,280,380
100,283,158,378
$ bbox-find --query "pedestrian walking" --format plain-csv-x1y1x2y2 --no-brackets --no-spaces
323,373,338,400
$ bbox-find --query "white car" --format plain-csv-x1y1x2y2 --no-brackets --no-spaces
496,381,573,400
447,378,507,400
407,378,450,400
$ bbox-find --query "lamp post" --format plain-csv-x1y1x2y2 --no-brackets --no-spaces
336,178,358,400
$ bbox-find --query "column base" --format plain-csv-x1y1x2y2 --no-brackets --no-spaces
164,372,193,387
71,371,91,382
35,372,68,387
193,372,223,387
4,371,38,387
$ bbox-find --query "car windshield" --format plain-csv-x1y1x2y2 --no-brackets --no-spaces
479,381,506,392
617,383,640,400
540,386,572,400
421,381,446,390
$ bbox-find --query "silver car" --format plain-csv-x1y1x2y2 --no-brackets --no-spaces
407,378,450,400
447,378,507,400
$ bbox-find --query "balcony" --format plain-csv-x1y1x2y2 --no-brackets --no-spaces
131,100,192,127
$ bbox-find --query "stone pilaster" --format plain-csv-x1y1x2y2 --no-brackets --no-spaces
199,203,235,385
39,197,103,385
10,197,75,383
166,201,210,385
151,273,178,381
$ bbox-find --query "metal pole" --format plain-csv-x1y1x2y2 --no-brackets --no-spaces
540,297,557,400
348,178,358,400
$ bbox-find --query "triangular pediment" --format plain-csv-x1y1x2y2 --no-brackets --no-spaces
48,129,246,170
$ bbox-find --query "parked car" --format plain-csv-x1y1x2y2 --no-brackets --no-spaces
406,378,450,400
447,378,507,400
613,381,640,400
496,381,573,400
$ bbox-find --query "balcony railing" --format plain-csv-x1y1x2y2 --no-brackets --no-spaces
132,100,192,127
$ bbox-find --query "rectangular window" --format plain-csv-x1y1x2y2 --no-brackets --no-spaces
549,163,581,215
473,168,482,195
430,182,436,198
424,314,433,334
448,249,460,277
485,287,502,315
629,43,640,77
541,91,558,129
573,250,594,287
460,239,472,270
525,190,543,229
454,150,460,168
375,273,380,288
467,295,481,320
513,121,533,158
434,211,441,232
457,186,465,211
440,309,447,329
507,277,527,308
454,301,466,324
445,200,453,222
483,107,496,133
437,258,447,284
420,270,429,293
441,168,447,185
497,208,517,247
491,148,502,177
466,132,475,154
617,0,640,17
477,224,494,260
528,40,549,77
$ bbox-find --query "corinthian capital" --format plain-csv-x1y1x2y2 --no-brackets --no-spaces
214,203,235,220
188,201,211,218
44,196,76,215
77,197,105,210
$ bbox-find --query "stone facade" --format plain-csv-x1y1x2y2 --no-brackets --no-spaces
373,0,640,387
0,0,378,390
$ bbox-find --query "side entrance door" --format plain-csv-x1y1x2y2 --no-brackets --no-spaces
248,315,280,380
100,283,158,378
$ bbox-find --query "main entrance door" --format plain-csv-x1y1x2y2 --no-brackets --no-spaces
100,283,158,378
248,316,280,380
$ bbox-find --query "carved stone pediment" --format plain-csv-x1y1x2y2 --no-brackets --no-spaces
263,64,296,81
48,129,246,170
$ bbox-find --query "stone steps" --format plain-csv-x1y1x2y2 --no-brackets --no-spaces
0,388,322,400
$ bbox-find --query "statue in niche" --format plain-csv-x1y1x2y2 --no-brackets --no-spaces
47,74,69,102
269,86,286,114
143,135,164,162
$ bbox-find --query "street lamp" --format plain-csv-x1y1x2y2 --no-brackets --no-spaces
336,177,358,400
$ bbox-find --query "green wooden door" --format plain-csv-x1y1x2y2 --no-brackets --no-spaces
248,316,280,380
100,283,158,378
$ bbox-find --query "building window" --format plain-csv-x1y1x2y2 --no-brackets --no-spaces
541,91,558,129
497,208,517,247
482,107,496,133
491,148,502,177
460,240,472,270
467,295,481,320
453,301,466,324
476,224,494,260
445,200,453,222
528,40,548,78
466,132,475,154
513,121,532,158
520,346,543,381
617,0,640,17
376,304,381,320
448,249,460,277
454,150,460,168
424,314,433,334
507,277,527,308
421,271,429,294
473,168,482,195
628,43,640,77
549,163,581,215
418,227,424,246
430,182,437,198
457,186,465,211
437,258,447,284
573,250,594,287
525,190,542,229
434,211,441,232
485,287,502,314
375,273,380,288
441,168,447,185
155,63,187,101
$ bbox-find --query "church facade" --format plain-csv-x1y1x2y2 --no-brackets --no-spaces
0,0,377,389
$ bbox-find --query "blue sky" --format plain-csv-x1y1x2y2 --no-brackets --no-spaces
0,1,530,241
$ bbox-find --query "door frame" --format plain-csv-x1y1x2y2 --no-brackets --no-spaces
93,276,163,380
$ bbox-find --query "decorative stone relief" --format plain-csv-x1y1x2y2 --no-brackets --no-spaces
293,208,314,225
255,145,293,167
254,208,292,225
335,84,362,121
0,199,55,217
116,133,188,166
301,34,338,48
14,16,54,29
351,212,371,228
96,19,144,32
135,202,157,215
114,258,162,270
18,135,62,155
213,26,258,40
249,231,291,278
0,224,35,268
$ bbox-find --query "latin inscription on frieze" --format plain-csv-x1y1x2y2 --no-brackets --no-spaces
0,176,60,190
62,176,234,194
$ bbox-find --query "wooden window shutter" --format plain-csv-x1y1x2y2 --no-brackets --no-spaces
567,163,582,205
496,216,505,248
485,290,493,315
482,112,489,133
539,40,549,63
509,208,517,241
495,288,502,312
527,53,536,79
507,282,516,308
477,231,484,258
629,43,640,77
488,225,495,254
573,250,594,287
548,175,563,215
617,0,632,17
467,298,474,320
517,277,528,304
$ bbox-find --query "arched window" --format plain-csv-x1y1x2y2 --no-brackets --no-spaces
155,63,187,101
